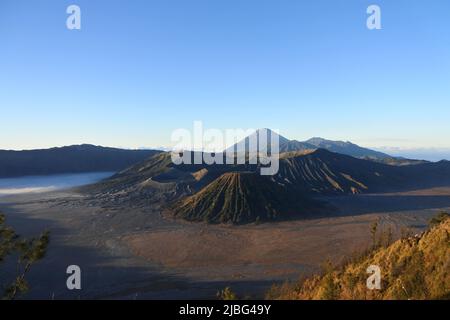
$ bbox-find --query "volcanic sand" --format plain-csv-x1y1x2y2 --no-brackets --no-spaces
1,187,449,299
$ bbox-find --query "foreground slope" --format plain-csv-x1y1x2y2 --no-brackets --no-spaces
269,215,450,300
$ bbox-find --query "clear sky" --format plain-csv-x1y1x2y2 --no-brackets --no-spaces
1,0,449,154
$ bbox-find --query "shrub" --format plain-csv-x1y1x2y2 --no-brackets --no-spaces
0,213,50,300
217,287,238,300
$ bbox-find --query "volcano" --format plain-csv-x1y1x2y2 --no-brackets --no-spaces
169,171,316,224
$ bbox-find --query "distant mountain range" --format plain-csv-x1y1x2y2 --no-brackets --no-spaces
305,137,390,159
87,130,450,224
225,129,425,165
0,131,430,179
0,145,161,178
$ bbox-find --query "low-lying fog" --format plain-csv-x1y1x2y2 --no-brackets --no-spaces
0,172,113,196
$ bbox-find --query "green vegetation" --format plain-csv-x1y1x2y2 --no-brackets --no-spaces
267,213,450,300
0,213,50,300
217,287,238,300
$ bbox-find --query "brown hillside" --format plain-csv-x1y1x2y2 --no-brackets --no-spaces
268,214,450,300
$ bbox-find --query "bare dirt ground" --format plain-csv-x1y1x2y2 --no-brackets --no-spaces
1,187,449,299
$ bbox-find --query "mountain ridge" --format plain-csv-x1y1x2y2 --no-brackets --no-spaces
0,145,161,178
86,147,450,224
225,129,392,160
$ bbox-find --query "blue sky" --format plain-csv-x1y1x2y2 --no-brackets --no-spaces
1,0,449,155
